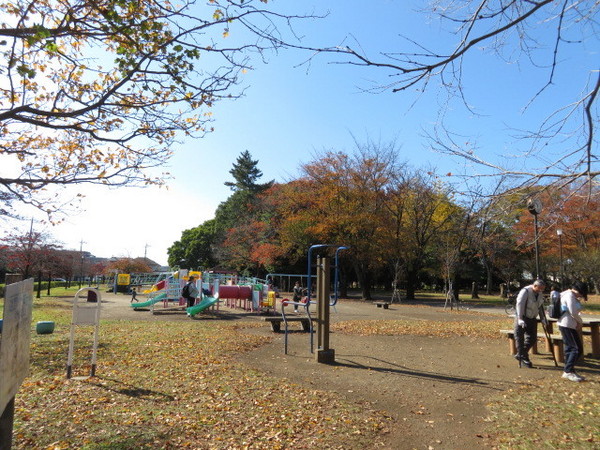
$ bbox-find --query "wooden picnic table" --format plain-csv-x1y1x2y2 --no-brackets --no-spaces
542,317,600,359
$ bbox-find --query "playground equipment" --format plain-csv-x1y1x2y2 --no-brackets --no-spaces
134,275,184,313
131,272,190,314
201,272,275,314
67,288,102,379
265,273,316,294
331,246,349,313
186,294,220,317
129,267,286,318
131,270,273,316
219,285,253,310
278,245,348,361
132,292,168,309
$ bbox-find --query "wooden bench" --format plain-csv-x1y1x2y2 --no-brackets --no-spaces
373,301,390,309
263,316,311,333
550,334,564,363
500,329,564,363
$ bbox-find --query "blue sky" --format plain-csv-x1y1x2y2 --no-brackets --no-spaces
6,1,596,266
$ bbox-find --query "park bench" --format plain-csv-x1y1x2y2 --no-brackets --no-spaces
373,301,390,309
500,329,564,363
264,316,311,333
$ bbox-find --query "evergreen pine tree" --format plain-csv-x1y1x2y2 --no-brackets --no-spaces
224,150,273,193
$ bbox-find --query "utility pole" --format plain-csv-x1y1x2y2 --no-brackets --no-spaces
24,218,34,279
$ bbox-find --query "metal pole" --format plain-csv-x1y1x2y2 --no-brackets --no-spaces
334,246,349,304
306,244,329,303
527,199,542,280
533,214,540,279
557,230,564,289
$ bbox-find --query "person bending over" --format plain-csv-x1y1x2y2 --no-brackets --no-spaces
514,279,546,368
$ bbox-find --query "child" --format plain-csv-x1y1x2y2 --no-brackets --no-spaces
130,287,139,303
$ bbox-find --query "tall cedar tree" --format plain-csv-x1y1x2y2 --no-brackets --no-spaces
224,151,274,193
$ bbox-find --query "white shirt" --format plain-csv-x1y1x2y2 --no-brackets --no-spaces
557,289,583,329
516,285,545,319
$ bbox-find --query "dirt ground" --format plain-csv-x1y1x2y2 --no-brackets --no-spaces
95,291,596,449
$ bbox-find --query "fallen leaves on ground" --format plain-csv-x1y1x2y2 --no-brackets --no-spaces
14,318,390,449
485,377,599,448
332,315,513,339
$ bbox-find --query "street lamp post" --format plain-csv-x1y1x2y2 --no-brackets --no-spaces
557,228,564,288
527,199,543,279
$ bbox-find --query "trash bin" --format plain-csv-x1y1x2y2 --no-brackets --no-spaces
87,290,98,302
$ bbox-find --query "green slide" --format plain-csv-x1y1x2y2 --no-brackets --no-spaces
131,292,167,309
186,296,219,317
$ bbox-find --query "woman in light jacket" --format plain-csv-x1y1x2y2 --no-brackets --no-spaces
558,281,588,382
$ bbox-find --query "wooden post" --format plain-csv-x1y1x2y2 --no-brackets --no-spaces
0,278,34,450
590,322,600,359
316,257,334,364
0,398,15,450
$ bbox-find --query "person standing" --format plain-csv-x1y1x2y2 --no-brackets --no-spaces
514,279,546,368
292,281,302,313
183,275,199,308
130,287,139,303
558,281,588,382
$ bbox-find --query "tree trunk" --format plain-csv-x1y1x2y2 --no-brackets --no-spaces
339,269,348,298
452,275,460,302
354,264,372,300
36,271,42,299
485,263,493,295
405,268,417,300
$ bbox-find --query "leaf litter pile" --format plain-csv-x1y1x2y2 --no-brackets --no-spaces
14,319,388,449
332,310,513,339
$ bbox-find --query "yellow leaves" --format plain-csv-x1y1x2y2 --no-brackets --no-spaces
213,9,224,20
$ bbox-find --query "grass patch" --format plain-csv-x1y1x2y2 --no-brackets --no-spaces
11,304,390,449
486,377,599,448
